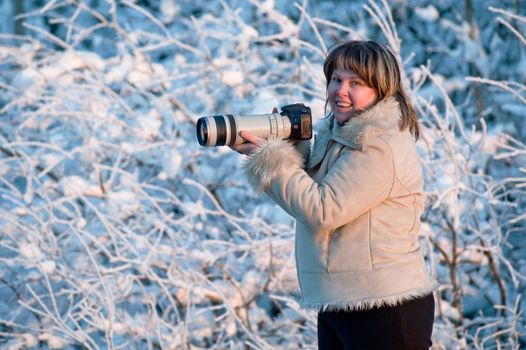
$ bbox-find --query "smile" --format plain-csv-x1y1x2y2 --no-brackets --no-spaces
336,101,352,108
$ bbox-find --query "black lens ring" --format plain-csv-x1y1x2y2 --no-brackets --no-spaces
214,116,227,146
226,114,237,145
196,118,208,146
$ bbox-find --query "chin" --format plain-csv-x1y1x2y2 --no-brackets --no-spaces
335,114,351,123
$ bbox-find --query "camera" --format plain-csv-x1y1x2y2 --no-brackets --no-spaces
196,103,312,147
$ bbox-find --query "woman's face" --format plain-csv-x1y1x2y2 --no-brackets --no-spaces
328,68,378,124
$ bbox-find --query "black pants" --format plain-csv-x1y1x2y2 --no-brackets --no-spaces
317,294,435,350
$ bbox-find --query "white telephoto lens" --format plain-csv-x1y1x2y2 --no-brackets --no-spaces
196,113,292,146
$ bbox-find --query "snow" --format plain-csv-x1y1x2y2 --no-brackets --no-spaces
59,176,90,197
0,0,525,349
19,243,44,260
414,6,440,22
222,69,245,86
22,333,38,348
160,148,182,179
107,190,140,220
12,68,45,90
136,112,162,140
40,260,57,274
161,0,180,21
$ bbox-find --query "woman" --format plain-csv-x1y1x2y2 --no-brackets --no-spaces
232,40,436,349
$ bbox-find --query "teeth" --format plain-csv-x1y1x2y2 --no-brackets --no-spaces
336,102,351,107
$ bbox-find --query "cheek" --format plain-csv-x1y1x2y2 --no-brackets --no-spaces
327,82,336,94
327,86,337,100
355,89,377,105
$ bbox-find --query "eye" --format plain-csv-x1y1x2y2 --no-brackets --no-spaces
331,76,341,82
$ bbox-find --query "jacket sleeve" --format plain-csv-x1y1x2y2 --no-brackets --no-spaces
243,136,395,231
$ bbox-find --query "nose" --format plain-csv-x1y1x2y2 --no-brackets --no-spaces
336,84,348,96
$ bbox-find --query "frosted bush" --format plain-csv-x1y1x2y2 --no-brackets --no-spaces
0,0,524,349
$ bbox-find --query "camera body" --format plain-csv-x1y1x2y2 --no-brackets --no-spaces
282,103,313,141
196,103,312,147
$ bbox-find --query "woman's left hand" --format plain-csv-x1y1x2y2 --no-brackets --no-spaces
229,131,265,155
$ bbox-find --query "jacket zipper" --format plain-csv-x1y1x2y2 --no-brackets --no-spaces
323,142,343,274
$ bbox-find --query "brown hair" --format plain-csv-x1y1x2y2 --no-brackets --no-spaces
323,40,419,140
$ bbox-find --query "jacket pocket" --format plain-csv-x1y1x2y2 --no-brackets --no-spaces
295,223,332,273
326,212,373,272
324,229,335,273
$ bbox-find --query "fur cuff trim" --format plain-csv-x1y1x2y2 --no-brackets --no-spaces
243,138,305,192
300,281,437,312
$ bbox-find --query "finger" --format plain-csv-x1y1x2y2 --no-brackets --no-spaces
233,143,258,155
231,141,249,150
239,131,255,142
240,131,264,146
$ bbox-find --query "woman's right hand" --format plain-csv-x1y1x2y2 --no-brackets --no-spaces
229,107,278,155
229,131,265,155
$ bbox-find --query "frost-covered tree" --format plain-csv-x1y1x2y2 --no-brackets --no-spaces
0,1,524,349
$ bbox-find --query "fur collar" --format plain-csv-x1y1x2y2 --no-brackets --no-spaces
308,97,401,169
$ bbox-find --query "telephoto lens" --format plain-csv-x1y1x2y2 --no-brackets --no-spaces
196,103,312,147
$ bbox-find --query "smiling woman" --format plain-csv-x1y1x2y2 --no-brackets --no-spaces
234,40,436,349
323,40,420,139
327,68,378,124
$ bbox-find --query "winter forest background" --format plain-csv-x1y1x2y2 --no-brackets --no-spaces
0,0,525,349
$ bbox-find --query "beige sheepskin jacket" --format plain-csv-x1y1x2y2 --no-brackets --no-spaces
243,97,435,311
